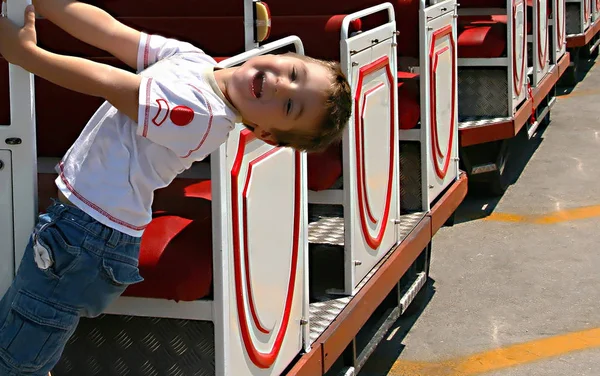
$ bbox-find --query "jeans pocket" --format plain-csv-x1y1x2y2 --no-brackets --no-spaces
0,290,79,373
102,257,144,288
83,257,144,318
34,221,82,279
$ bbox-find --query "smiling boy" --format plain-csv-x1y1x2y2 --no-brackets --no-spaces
0,1,351,375
219,52,349,149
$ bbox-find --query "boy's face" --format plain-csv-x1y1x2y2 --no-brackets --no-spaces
226,54,332,143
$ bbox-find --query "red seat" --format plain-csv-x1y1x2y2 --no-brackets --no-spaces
89,0,409,17
124,179,213,302
268,15,362,61
458,0,505,7
397,76,421,130
86,0,422,59
83,0,244,17
457,20,507,58
36,14,361,63
267,0,421,58
482,15,533,33
307,141,343,191
38,174,214,302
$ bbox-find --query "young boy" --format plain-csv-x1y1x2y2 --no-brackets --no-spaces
0,1,352,375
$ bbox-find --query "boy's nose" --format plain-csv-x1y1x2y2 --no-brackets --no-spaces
274,77,292,98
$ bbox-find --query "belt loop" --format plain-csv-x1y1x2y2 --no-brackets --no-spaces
50,199,68,216
107,228,121,248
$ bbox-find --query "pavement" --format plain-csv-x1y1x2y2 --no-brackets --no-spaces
359,52,600,376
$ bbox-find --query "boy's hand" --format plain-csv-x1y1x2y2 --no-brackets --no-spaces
0,5,38,66
0,3,141,122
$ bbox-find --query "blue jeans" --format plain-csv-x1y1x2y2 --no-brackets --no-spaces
0,200,143,375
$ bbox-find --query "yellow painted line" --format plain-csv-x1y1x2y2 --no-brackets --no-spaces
389,327,600,376
482,204,600,224
484,212,529,223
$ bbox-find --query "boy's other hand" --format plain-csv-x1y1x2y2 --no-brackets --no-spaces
0,4,38,66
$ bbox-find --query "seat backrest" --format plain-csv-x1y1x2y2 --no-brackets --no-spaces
82,0,244,16
265,0,422,57
459,0,506,7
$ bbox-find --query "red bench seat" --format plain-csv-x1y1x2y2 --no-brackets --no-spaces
397,77,421,130
89,0,422,57
36,14,362,63
457,19,507,58
458,0,506,7
38,174,214,302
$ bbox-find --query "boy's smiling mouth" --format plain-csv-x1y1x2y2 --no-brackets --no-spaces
251,71,265,98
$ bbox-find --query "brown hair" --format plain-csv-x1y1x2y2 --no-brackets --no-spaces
271,53,352,153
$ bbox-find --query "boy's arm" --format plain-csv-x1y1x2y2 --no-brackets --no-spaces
0,6,140,121
32,0,141,69
29,48,141,122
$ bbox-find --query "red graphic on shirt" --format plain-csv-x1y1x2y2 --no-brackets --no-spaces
152,98,169,126
170,105,195,126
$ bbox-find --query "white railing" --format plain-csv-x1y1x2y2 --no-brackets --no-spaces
0,0,37,297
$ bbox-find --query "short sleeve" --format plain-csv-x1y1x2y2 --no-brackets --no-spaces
136,32,209,72
137,77,233,159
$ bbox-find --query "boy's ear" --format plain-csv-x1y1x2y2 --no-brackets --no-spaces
240,119,261,133
259,130,278,146
240,120,278,146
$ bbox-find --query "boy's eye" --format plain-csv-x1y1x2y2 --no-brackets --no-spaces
291,67,297,81
286,99,293,115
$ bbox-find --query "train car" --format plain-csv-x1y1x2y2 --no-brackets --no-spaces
1,0,465,375
563,0,600,83
455,0,570,195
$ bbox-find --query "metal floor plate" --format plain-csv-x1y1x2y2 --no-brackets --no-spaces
308,204,345,245
308,211,426,343
53,315,215,376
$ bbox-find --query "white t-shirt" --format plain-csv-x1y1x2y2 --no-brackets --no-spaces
55,33,241,237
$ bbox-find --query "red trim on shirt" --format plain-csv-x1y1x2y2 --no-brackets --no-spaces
59,162,148,231
152,99,170,126
180,84,213,158
144,34,151,69
142,78,153,137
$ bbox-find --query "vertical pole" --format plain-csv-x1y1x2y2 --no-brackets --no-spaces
244,0,257,51
6,0,37,272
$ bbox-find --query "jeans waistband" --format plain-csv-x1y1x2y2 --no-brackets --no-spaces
46,199,142,248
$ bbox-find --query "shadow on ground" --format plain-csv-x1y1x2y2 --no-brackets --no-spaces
557,51,597,95
452,119,550,225
357,278,437,376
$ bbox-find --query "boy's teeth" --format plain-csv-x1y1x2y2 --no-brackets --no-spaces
252,72,264,98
